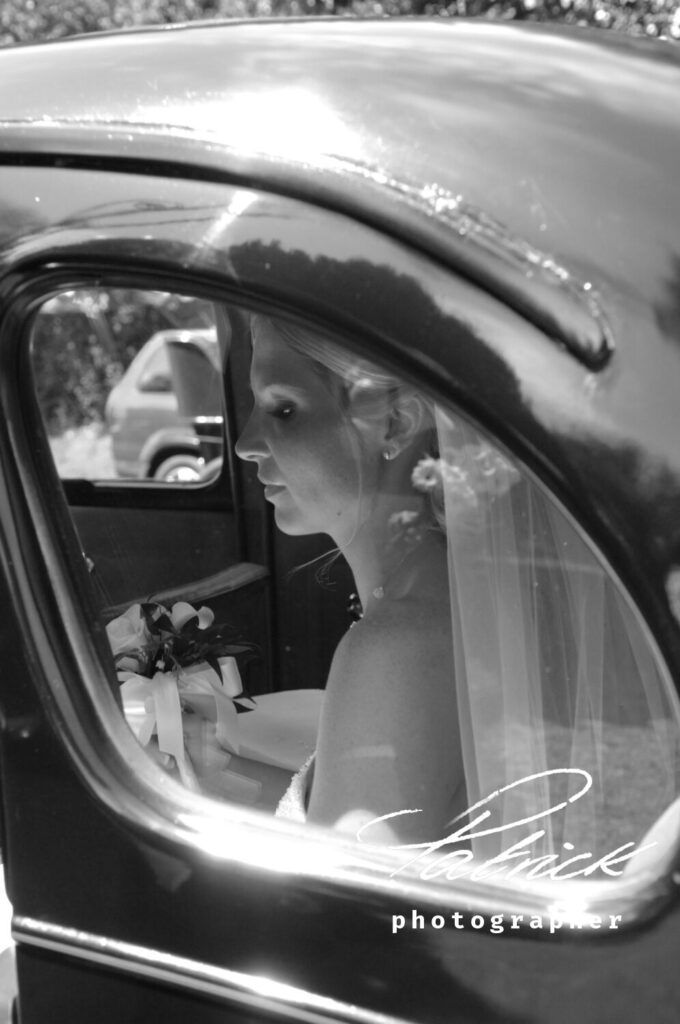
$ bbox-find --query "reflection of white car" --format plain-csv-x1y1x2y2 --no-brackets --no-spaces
104,328,223,481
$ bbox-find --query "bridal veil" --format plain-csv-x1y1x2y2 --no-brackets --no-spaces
433,407,680,877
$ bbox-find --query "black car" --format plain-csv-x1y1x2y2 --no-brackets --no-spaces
1,18,680,1024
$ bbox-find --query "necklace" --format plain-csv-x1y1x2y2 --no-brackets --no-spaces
346,526,443,623
347,586,385,622
345,558,416,623
347,592,364,622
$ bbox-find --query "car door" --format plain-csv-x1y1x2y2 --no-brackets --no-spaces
2,155,680,1024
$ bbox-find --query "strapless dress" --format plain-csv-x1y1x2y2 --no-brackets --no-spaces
276,753,314,822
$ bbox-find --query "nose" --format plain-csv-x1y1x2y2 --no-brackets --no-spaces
235,407,267,462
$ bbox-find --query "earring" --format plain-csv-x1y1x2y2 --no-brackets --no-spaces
382,447,393,461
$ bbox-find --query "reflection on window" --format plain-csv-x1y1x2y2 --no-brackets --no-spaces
31,289,224,484
37,296,680,892
227,314,680,885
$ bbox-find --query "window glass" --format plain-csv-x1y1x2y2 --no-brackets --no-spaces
31,288,224,484
32,297,680,892
137,345,172,393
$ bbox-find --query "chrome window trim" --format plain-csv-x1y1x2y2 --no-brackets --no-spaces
12,915,413,1024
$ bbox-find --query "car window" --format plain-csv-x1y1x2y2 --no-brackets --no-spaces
29,293,680,897
31,288,224,484
137,345,172,393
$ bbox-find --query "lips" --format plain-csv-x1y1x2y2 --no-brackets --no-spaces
263,483,286,500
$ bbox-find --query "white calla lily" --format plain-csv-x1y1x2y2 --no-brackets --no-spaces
106,604,150,656
169,601,215,631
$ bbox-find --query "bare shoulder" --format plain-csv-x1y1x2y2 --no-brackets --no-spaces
330,595,453,695
309,596,462,841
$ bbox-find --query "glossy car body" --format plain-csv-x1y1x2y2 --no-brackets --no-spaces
105,328,223,480
0,17,680,1024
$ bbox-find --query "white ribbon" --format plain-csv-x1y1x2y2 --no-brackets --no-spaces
120,657,260,802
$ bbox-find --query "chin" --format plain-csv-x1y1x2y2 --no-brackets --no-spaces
272,507,315,536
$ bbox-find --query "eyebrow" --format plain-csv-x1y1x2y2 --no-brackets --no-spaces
254,382,309,402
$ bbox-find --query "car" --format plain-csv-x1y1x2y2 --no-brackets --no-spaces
1,16,680,1024
104,327,224,481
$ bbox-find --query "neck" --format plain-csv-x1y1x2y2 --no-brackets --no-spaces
337,493,435,612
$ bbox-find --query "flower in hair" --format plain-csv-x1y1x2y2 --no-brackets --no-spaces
410,456,441,492
411,443,519,508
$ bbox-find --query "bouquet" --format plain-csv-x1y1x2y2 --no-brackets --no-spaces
106,600,261,799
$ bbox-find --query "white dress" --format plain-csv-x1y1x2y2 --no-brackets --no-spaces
276,753,314,822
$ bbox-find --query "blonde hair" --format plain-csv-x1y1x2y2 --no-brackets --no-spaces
250,315,443,539
251,313,436,439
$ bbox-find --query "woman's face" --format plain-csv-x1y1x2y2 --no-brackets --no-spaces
235,319,378,543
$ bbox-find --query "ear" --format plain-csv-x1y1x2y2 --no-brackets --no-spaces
384,393,430,455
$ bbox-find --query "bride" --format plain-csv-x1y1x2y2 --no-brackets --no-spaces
236,312,680,864
236,314,462,842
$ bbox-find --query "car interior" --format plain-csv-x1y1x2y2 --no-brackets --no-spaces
30,286,355,813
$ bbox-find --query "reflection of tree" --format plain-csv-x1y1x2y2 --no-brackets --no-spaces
227,240,680,678
1,0,678,44
227,238,569,469
227,240,531,691
54,199,220,233
554,431,680,607
227,239,523,409
32,289,215,434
